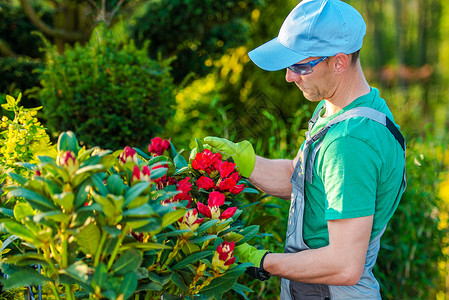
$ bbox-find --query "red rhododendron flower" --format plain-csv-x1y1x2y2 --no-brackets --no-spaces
59,150,76,167
208,191,225,207
216,241,235,266
162,177,193,208
219,161,236,179
119,146,138,165
148,137,171,156
231,184,245,194
178,209,204,232
196,176,216,190
192,149,222,175
132,165,151,182
220,206,237,220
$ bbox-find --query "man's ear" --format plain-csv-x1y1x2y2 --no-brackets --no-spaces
332,53,350,74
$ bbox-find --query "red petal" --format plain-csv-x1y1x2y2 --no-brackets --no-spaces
197,202,211,218
220,207,237,219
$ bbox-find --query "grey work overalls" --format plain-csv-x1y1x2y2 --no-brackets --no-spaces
280,106,406,300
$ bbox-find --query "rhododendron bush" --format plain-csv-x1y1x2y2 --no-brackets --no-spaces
0,131,261,299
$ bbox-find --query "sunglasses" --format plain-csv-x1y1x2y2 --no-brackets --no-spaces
287,57,327,75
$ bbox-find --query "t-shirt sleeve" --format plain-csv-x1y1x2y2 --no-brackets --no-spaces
318,136,382,220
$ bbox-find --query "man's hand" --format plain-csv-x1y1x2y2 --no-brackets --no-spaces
234,243,271,281
203,137,255,178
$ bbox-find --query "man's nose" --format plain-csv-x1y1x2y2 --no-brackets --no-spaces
285,68,302,83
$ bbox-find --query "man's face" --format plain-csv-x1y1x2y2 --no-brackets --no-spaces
285,57,335,102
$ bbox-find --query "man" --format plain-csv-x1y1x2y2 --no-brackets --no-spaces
205,0,406,299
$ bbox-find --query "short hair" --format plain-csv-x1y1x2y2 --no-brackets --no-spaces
350,50,360,66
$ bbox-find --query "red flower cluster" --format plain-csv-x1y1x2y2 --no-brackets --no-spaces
148,137,171,156
194,159,245,195
192,149,222,175
161,176,193,208
197,191,237,220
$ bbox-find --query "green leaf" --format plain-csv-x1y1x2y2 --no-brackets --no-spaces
52,192,75,211
127,196,149,209
120,242,171,252
171,273,188,291
3,221,37,244
91,173,108,196
8,173,27,185
132,217,162,232
112,249,142,276
74,164,104,176
148,272,171,286
74,180,91,209
232,282,254,293
150,167,168,180
196,219,219,233
92,193,116,218
134,147,151,160
92,262,108,290
174,151,188,170
8,187,58,211
156,229,190,240
0,268,50,290
4,253,49,266
76,223,101,256
161,209,187,228
171,250,213,270
106,174,125,195
181,242,200,256
195,138,204,153
33,211,70,223
0,207,14,218
124,181,150,207
198,271,239,299
147,155,170,166
238,225,259,244
123,204,154,218
241,187,260,194
118,272,138,299
215,218,234,232
189,235,217,244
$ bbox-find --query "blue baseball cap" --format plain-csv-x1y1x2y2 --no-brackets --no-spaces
249,0,366,71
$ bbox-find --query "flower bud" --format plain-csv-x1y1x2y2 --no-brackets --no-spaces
119,146,138,165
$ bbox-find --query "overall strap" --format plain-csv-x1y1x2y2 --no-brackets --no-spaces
305,107,406,184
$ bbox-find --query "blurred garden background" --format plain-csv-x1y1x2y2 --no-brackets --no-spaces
1,0,449,299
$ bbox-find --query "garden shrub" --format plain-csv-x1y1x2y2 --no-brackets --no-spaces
374,132,449,299
38,22,175,150
0,129,263,299
0,58,43,110
0,93,54,192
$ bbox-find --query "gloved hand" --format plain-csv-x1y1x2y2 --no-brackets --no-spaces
203,137,255,178
234,243,271,281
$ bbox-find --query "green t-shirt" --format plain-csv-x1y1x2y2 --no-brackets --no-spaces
303,88,405,249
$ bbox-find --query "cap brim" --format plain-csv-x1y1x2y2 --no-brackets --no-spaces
248,37,308,71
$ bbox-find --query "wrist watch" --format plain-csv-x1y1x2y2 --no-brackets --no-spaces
257,251,271,281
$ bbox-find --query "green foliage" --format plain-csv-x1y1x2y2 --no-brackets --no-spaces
375,131,449,299
38,22,176,149
132,0,264,83
0,58,43,109
0,1,49,58
0,130,261,299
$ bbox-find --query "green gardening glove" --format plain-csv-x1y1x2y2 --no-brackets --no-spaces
204,136,255,178
234,243,271,281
